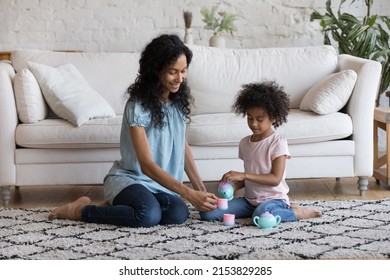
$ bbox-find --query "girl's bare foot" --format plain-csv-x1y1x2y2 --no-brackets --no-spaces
291,204,322,220
48,196,91,221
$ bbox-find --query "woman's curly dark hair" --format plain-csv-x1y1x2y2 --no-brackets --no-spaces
233,81,289,128
126,34,193,128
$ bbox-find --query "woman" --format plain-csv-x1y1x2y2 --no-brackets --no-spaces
49,34,218,227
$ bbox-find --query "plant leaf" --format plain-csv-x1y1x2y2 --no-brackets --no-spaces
311,0,390,98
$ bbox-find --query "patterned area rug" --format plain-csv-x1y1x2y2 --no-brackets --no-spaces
1,199,390,260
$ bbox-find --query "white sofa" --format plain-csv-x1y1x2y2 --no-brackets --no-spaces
0,45,382,207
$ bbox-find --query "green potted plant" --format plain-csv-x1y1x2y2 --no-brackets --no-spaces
201,6,238,48
311,0,390,105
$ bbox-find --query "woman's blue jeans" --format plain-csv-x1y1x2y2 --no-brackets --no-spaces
200,197,297,223
81,184,189,227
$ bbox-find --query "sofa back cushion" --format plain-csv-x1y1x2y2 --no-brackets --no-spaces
11,50,140,115
16,117,121,149
187,45,338,115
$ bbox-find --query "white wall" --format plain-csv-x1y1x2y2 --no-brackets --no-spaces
0,0,388,52
0,0,389,148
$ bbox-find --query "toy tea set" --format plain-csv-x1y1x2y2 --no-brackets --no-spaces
217,181,281,229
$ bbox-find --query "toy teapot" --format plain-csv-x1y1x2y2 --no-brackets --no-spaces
217,181,234,201
253,211,281,229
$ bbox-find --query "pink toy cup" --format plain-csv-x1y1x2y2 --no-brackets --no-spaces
223,214,235,226
217,198,228,210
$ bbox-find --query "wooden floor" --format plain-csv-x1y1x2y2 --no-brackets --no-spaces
3,176,390,208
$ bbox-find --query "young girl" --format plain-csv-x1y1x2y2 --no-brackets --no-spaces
200,81,321,224
49,34,218,227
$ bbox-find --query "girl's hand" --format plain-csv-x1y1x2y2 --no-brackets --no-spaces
221,170,246,182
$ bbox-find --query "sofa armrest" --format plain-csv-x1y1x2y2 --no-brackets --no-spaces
0,61,17,186
337,54,382,176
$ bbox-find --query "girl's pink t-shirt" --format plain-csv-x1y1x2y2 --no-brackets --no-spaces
239,133,291,206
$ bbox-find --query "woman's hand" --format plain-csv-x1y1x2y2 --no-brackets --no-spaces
184,188,218,212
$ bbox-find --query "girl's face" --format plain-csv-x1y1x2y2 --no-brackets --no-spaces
246,107,275,140
160,54,188,102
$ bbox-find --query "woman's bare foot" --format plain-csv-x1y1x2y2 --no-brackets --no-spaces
48,196,91,221
97,201,110,207
291,204,322,220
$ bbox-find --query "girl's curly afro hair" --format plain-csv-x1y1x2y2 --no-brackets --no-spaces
232,81,290,128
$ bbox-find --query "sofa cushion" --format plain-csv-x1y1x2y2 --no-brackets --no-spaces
28,62,116,127
186,109,353,146
187,45,338,115
186,113,252,146
300,69,357,114
16,116,122,148
11,49,140,114
13,68,48,123
276,110,353,144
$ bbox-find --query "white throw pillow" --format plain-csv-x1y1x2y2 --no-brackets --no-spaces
299,69,357,115
13,68,48,123
28,62,115,126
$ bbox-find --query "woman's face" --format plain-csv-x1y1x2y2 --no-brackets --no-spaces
160,54,188,101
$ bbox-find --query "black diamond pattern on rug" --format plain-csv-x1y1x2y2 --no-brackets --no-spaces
1,199,390,260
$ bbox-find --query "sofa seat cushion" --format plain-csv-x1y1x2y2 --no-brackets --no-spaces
186,113,252,146
276,110,353,144
186,109,353,146
16,116,122,148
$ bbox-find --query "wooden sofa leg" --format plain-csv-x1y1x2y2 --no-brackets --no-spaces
358,176,368,196
1,186,11,208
